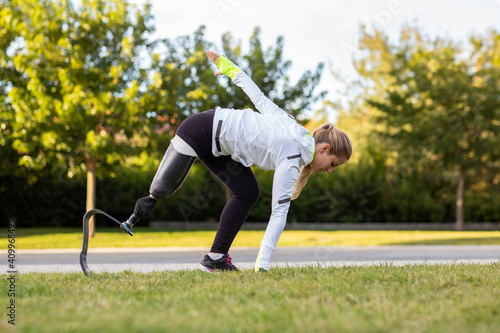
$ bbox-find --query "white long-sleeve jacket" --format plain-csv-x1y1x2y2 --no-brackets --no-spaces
212,56,315,271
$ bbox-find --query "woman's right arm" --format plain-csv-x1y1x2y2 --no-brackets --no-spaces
256,159,300,271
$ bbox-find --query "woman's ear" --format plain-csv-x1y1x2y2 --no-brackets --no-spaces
320,143,331,153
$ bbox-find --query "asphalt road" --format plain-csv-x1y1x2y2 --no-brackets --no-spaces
4,245,499,274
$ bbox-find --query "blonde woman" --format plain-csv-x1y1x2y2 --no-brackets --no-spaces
121,51,352,272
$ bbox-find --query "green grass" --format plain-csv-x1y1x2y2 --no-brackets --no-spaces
2,264,499,332
2,228,500,249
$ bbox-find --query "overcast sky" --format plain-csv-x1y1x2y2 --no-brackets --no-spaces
130,0,500,117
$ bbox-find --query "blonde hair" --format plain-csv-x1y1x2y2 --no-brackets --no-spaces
291,124,352,200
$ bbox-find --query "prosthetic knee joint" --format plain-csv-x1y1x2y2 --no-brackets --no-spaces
122,144,196,233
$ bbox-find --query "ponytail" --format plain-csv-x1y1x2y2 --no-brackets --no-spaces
291,164,313,200
291,123,352,200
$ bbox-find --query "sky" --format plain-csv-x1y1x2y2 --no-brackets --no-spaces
130,0,500,118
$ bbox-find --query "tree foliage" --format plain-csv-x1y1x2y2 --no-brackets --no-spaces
335,24,500,228
1,0,156,177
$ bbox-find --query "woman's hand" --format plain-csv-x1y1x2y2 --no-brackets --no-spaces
205,50,222,76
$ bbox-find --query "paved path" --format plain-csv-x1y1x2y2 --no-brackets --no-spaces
3,245,499,274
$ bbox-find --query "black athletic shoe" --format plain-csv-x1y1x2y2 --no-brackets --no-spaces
199,254,239,272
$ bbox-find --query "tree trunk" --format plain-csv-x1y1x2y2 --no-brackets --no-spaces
455,165,465,231
86,162,96,237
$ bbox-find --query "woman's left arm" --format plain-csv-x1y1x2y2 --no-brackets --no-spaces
206,50,287,116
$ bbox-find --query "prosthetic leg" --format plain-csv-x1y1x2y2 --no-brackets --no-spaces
120,144,196,235
80,208,123,276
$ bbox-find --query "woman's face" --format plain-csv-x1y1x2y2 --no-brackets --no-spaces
310,143,347,174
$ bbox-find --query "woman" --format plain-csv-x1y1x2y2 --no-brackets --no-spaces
121,51,352,272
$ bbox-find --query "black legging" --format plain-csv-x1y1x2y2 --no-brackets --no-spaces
176,110,260,254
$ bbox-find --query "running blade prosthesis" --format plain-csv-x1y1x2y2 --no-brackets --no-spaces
80,209,133,276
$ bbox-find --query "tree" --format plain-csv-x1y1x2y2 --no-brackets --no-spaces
1,0,154,235
352,25,500,230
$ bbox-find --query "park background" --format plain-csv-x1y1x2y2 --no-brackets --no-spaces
0,0,499,230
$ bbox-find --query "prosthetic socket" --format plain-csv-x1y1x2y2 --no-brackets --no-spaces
125,145,196,226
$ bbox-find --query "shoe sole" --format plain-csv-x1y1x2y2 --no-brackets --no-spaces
199,264,216,273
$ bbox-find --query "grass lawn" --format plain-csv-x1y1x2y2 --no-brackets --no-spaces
1,263,499,333
1,228,500,249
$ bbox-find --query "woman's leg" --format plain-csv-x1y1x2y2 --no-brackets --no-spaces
200,155,260,254
122,144,196,231
122,110,215,232
177,109,259,256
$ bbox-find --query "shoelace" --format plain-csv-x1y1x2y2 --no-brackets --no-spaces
223,255,237,269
